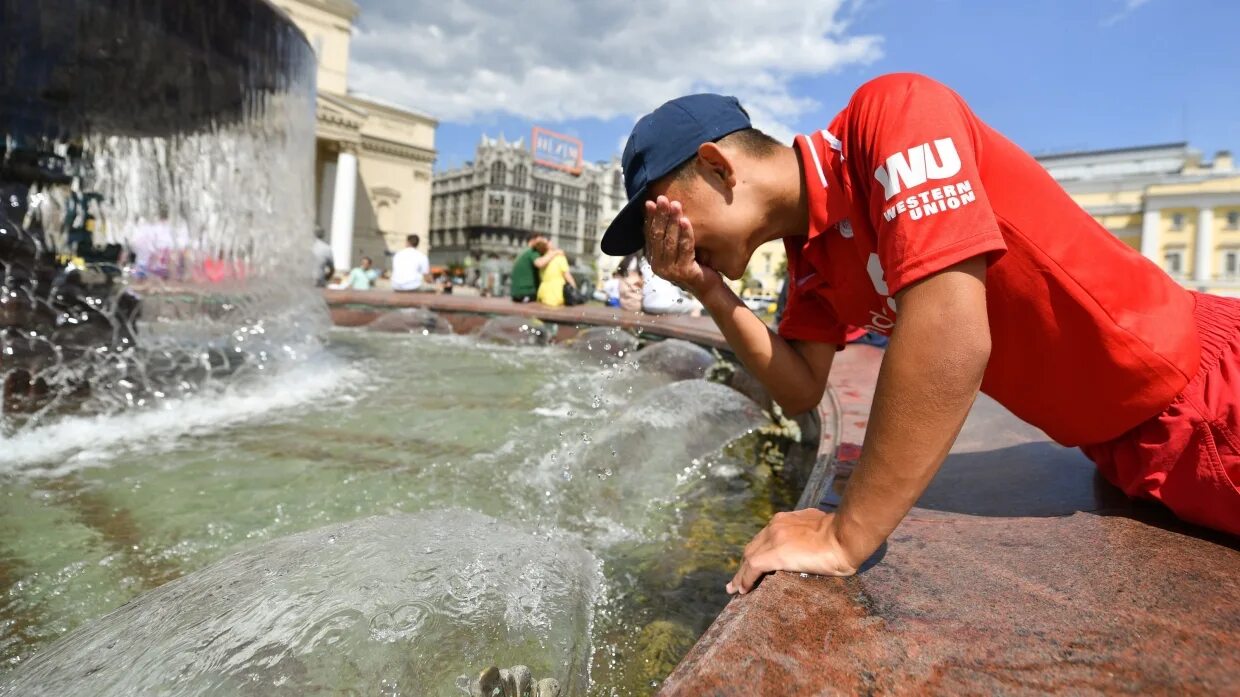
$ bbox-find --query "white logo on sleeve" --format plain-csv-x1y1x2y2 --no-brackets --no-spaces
873,137,977,224
873,138,961,201
863,253,898,334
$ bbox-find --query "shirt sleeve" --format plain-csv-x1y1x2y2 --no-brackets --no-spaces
849,74,1006,296
775,238,848,346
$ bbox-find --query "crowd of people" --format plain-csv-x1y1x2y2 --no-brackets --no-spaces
317,228,703,317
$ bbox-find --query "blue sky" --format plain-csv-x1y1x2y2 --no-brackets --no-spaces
351,0,1240,172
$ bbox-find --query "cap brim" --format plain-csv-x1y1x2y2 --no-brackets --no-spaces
600,191,647,256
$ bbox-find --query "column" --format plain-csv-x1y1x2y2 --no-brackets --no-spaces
1195,206,1214,285
329,145,358,271
1140,207,1160,262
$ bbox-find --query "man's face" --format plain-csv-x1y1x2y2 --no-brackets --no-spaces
647,158,768,281
361,258,372,270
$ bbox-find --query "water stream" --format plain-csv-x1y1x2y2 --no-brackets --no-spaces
1,330,798,695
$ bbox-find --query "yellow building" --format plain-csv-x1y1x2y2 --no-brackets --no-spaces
272,0,437,271
1038,143,1240,295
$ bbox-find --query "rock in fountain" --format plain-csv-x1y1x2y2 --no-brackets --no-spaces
477,316,549,346
0,509,600,696
563,326,639,364
630,339,717,380
365,307,454,335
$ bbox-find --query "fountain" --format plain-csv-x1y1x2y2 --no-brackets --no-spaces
0,0,321,433
0,2,816,694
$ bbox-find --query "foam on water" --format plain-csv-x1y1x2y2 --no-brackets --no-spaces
0,347,360,474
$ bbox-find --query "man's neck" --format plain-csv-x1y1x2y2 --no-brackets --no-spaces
763,145,811,244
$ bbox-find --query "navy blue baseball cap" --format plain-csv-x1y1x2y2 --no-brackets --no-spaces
600,94,751,256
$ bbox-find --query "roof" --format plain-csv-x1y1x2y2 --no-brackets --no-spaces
345,92,438,125
1035,141,1189,162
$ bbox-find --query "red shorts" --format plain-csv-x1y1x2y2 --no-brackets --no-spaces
1081,291,1240,536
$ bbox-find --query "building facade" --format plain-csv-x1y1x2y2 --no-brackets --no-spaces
1037,143,1240,294
271,0,437,272
429,134,624,271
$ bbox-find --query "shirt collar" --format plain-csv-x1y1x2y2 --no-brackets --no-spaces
793,131,850,240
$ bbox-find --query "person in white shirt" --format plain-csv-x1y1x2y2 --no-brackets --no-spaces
640,257,702,315
603,270,622,307
390,234,432,292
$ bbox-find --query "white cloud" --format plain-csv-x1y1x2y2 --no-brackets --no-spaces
349,0,882,142
1101,0,1154,27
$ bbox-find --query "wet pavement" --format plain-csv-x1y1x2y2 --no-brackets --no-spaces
324,291,1240,695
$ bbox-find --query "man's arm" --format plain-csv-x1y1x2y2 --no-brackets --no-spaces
533,249,563,269
728,255,990,592
646,197,833,414
698,282,835,414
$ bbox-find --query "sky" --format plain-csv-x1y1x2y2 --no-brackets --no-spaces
347,0,1240,172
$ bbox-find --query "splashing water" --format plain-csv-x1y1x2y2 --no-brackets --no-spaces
0,0,323,435
0,510,601,697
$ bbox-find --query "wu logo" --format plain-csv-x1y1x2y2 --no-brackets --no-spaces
873,138,961,201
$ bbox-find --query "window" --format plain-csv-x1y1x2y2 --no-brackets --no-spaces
510,211,525,227
1164,249,1184,276
488,209,504,225
490,161,507,186
513,165,528,190
1170,212,1185,230
563,187,579,201
586,183,599,206
488,193,505,206
510,196,525,209
562,201,578,217
1228,211,1240,230
560,217,576,235
533,180,554,195
1225,250,1239,279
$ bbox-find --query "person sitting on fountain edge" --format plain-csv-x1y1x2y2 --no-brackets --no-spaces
600,74,1240,594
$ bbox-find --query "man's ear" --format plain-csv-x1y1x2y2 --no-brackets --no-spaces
697,141,736,190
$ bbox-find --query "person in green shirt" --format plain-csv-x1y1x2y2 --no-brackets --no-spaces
509,232,558,302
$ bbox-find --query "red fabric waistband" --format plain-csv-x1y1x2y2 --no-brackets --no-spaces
1190,291,1240,373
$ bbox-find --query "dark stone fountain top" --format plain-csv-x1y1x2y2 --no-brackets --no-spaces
0,0,314,140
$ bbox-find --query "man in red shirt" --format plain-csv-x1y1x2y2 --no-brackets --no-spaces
600,74,1240,593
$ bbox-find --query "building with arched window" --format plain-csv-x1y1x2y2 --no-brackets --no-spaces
429,134,624,271
270,0,438,273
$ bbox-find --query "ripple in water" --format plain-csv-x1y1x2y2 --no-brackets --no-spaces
0,509,601,696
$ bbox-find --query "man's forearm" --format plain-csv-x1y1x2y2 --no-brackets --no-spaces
831,268,990,563
698,281,829,414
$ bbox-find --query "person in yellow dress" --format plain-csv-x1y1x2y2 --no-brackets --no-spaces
534,239,577,307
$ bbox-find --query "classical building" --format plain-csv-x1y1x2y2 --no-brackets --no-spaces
1037,143,1240,294
429,134,625,269
271,0,437,271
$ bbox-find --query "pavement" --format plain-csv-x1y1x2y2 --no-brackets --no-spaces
324,290,1240,696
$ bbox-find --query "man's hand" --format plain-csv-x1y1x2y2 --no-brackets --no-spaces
726,508,860,595
644,196,722,298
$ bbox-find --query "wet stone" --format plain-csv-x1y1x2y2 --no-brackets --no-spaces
562,326,639,363
365,308,453,335
631,339,716,380
477,316,548,346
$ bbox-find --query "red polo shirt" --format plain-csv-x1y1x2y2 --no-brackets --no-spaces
778,73,1200,446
